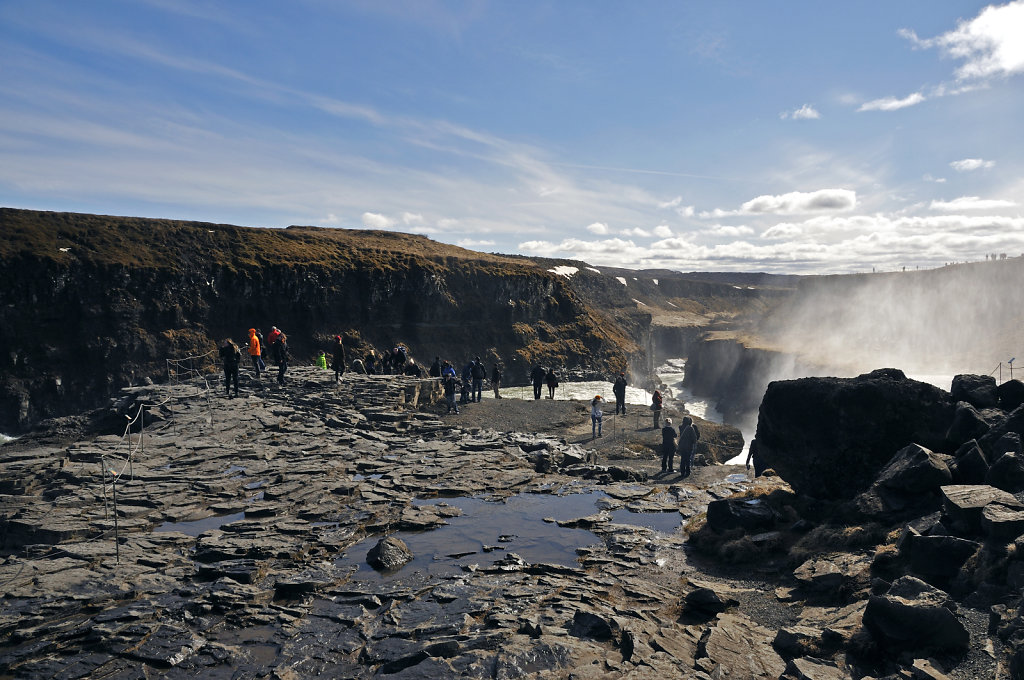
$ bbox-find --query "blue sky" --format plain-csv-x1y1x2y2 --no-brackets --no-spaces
1,1,1022,274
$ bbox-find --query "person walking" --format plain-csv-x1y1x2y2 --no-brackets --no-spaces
272,332,289,384
442,361,459,414
590,395,604,439
613,372,627,415
677,416,700,478
491,363,502,399
531,365,546,400
219,338,241,397
429,357,441,378
661,418,677,473
651,390,663,429
545,368,559,399
332,335,346,383
246,328,263,376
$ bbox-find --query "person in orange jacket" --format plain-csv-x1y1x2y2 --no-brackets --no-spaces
247,328,264,375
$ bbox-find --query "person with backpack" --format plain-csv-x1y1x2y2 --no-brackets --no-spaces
677,416,700,478
471,356,486,402
441,361,459,414
272,332,289,384
531,365,546,400
661,418,677,473
545,368,559,399
590,395,604,439
220,338,241,397
651,390,663,429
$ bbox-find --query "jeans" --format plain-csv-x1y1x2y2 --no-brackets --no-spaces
446,394,459,414
591,415,602,438
472,378,483,402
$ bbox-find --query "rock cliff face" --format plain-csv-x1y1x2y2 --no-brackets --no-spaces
0,209,646,432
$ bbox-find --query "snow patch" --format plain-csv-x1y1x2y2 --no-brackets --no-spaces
652,279,659,285
666,301,678,308
549,266,579,279
632,298,648,306
586,267,601,274
616,277,627,286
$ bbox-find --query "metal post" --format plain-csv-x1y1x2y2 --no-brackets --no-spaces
101,459,109,520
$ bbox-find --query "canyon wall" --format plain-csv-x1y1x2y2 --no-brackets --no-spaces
0,209,647,433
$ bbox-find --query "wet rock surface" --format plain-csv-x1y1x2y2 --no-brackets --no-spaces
0,366,1014,679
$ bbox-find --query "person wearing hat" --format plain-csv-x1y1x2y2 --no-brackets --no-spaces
590,395,604,439
332,335,346,383
613,372,628,415
661,418,677,473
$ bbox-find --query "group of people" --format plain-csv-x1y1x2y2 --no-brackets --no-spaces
660,416,701,477
218,326,292,396
436,357,503,414
529,365,560,400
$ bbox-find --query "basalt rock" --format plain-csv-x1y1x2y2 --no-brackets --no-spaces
755,369,956,500
951,374,999,409
862,576,969,651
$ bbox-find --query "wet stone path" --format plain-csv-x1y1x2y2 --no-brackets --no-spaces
0,367,792,679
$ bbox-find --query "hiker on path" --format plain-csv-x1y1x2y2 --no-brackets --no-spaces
247,328,264,376
677,416,700,478
545,368,559,399
491,363,502,399
272,332,289,384
220,338,241,397
332,335,346,383
651,390,663,429
531,365,546,400
591,395,604,439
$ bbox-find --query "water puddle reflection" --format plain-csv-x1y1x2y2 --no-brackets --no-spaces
154,511,246,536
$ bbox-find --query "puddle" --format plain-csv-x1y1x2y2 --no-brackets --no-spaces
155,511,246,536
725,473,751,483
337,491,679,582
352,474,383,482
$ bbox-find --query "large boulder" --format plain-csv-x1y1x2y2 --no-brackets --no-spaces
998,379,1024,411
366,536,414,571
951,374,999,409
945,401,992,447
755,369,955,499
862,576,969,651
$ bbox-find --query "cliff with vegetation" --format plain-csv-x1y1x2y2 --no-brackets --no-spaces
0,208,650,433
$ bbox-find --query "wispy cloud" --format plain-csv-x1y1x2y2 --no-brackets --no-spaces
702,189,857,217
950,158,996,172
930,196,1016,211
781,104,821,120
858,92,926,112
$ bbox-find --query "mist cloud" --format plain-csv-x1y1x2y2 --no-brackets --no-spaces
950,158,996,172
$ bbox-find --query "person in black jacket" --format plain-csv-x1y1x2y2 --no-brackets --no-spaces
545,368,559,399
272,333,289,384
612,373,627,415
531,365,546,400
677,416,700,478
219,338,241,397
332,335,345,384
429,357,441,378
471,357,486,402
661,418,677,472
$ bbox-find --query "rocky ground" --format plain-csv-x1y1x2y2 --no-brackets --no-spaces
0,367,1007,678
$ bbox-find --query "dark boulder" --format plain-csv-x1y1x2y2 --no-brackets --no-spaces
951,374,999,409
982,502,1024,542
898,530,979,581
945,402,992,448
367,536,414,571
755,369,955,499
875,444,951,494
941,485,1020,534
999,379,1024,412
979,405,1024,460
706,497,775,532
950,440,989,485
863,576,969,651
986,452,1024,493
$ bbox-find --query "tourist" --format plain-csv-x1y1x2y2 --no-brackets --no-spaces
316,351,328,370
531,365,546,400
351,357,366,374
442,362,459,414
220,338,241,397
677,416,700,478
471,356,485,402
364,350,379,374
491,363,502,399
255,328,266,363
460,360,474,404
272,332,289,384
404,359,423,377
661,418,676,472
267,326,282,347
332,335,345,383
613,372,627,415
246,328,263,376
429,356,441,378
651,390,663,429
746,439,765,477
545,368,559,399
590,395,604,439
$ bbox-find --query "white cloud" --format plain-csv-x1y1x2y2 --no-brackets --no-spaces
930,196,1016,211
858,92,926,112
707,225,755,238
653,225,673,238
455,238,496,247
737,189,857,215
781,104,821,120
621,227,651,237
950,158,996,172
586,222,609,235
923,174,947,183
362,212,393,229
400,212,424,225
658,196,695,217
900,1,1024,81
